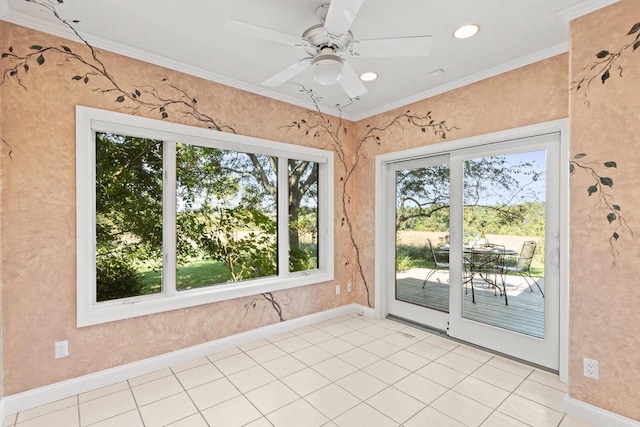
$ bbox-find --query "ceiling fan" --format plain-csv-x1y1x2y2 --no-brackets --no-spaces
224,0,434,98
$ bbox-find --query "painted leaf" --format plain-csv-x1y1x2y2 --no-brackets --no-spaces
574,153,587,159
607,212,617,224
8,46,12,52
612,204,621,211
161,112,168,119
9,70,16,76
36,54,45,65
604,161,617,168
62,46,72,53
596,50,609,58
30,45,42,50
23,64,29,72
613,232,620,241
115,95,125,102
601,70,610,84
599,177,613,187
84,76,89,84
587,185,598,196
634,40,640,51
628,22,640,35
135,89,141,96
72,75,82,80
1,53,8,59
569,163,575,174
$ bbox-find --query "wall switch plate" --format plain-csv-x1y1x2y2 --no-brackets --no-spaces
335,285,341,295
55,340,69,359
583,357,599,379
347,282,352,292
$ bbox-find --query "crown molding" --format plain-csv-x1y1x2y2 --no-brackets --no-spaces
352,41,569,122
557,0,620,24
0,7,352,120
2,2,584,123
0,0,9,18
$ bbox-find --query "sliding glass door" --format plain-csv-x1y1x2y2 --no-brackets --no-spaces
383,133,560,369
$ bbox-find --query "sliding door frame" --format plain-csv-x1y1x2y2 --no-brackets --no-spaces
374,119,569,381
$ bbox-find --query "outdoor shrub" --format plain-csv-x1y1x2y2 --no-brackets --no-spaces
96,254,144,301
290,247,317,272
396,255,413,272
396,244,427,261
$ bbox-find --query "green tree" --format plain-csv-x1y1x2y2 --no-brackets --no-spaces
396,156,543,230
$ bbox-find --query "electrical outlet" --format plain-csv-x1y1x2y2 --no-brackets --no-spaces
347,282,352,292
583,357,599,380
335,285,341,295
55,340,69,359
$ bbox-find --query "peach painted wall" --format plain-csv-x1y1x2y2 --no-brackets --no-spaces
0,21,356,395
568,0,640,420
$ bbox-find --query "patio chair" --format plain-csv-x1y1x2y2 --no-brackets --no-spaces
465,243,509,305
503,240,544,297
422,239,449,288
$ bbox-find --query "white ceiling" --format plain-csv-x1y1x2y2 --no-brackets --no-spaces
0,0,618,120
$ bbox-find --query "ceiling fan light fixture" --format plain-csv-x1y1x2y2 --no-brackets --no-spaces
360,71,378,81
453,24,480,39
312,54,344,85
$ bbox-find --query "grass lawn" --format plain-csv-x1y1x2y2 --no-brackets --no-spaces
140,259,232,294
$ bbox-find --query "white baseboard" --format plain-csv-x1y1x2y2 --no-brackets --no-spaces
0,398,6,425
2,303,371,415
564,395,640,427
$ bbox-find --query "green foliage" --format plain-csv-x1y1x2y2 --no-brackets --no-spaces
96,253,144,302
194,207,277,282
289,247,317,272
395,255,413,273
396,244,427,260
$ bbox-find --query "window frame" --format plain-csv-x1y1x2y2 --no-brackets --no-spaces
76,106,334,327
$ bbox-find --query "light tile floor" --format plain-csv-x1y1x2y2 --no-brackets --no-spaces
4,313,594,427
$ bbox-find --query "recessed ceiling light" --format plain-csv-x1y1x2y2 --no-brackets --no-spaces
453,24,480,39
360,72,378,82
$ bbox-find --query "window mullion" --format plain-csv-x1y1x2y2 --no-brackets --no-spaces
164,141,177,297
278,157,289,277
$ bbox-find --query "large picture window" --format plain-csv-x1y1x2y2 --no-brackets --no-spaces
77,107,334,326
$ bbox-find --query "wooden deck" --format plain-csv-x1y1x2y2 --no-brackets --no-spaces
396,270,545,338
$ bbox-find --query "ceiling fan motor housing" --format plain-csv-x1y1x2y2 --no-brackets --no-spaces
302,23,354,55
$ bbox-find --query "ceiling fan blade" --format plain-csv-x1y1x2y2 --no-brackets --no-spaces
324,0,364,36
262,59,313,87
224,19,304,47
339,62,367,98
352,36,434,57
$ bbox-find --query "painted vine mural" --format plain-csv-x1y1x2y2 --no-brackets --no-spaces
570,19,640,263
284,87,454,307
9,1,632,315
0,0,454,315
572,20,640,98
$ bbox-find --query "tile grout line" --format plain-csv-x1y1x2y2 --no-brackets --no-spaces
6,315,573,427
